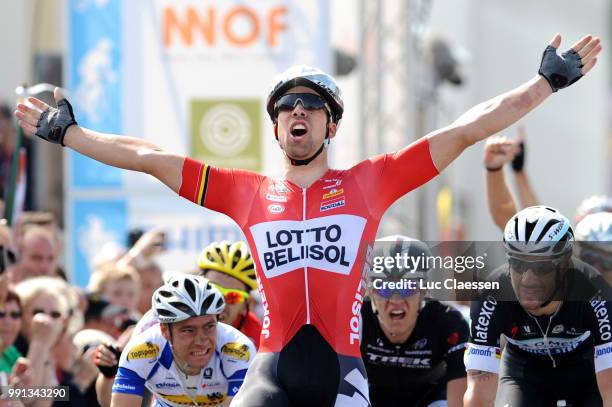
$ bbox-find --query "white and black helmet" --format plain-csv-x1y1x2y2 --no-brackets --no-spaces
266,65,344,124
503,206,574,258
369,235,432,280
575,212,612,249
152,275,225,324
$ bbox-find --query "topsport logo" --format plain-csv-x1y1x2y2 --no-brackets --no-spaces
250,215,367,278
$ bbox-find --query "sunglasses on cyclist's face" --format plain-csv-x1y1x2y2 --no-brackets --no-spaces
0,310,21,319
211,283,250,305
508,257,563,276
274,93,329,116
32,309,63,319
372,285,420,300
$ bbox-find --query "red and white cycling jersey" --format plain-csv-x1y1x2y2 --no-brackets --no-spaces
179,138,438,357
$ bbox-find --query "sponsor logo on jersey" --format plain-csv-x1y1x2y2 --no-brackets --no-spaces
155,382,181,389
271,183,288,194
505,332,591,356
413,338,428,349
320,198,345,212
250,215,367,278
473,296,497,343
267,204,285,214
467,346,493,358
203,367,213,379
266,193,287,202
595,344,612,358
113,383,137,392
159,393,226,405
590,297,612,341
322,188,344,200
256,274,271,339
323,178,342,189
523,325,532,334
349,246,371,345
366,353,431,367
221,342,250,361
127,342,159,361
552,324,564,334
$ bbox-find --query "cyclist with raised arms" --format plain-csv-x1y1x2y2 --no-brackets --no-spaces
110,274,255,407
464,206,612,406
361,235,468,407
15,34,601,406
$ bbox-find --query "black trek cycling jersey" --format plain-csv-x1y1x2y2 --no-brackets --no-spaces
361,299,468,407
465,258,612,406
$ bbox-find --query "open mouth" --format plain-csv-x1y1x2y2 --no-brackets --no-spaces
388,310,407,320
290,123,308,137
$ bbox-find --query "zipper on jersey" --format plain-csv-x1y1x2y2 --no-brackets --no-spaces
527,303,563,369
302,187,310,324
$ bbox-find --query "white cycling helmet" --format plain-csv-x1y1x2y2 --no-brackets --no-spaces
575,212,612,248
152,275,225,324
575,195,612,223
503,206,574,258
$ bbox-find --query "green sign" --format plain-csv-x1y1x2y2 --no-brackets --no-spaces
191,99,261,171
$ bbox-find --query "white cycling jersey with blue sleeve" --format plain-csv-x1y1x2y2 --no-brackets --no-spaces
112,321,255,406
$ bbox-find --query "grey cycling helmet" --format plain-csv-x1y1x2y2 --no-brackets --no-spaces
266,65,344,124
369,235,432,280
152,275,225,323
503,206,574,258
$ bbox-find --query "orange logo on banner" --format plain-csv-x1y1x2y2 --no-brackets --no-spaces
163,5,288,48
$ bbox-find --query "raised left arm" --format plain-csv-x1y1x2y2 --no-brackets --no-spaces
428,34,600,172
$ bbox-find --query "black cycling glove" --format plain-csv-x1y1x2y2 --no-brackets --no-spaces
35,98,77,146
538,45,583,92
511,142,525,172
94,343,122,378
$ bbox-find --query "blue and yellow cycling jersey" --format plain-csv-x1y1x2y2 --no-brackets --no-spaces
112,322,255,406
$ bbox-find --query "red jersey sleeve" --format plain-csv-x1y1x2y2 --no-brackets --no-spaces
178,158,264,227
352,137,439,217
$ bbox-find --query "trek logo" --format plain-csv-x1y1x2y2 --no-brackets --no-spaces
250,215,367,278
473,296,497,343
366,353,431,367
590,297,612,341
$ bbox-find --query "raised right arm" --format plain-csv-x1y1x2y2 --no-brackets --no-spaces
63,126,185,193
15,88,185,193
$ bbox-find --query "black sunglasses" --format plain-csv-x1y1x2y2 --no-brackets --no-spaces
274,93,329,115
0,311,21,319
32,309,63,319
508,257,563,276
